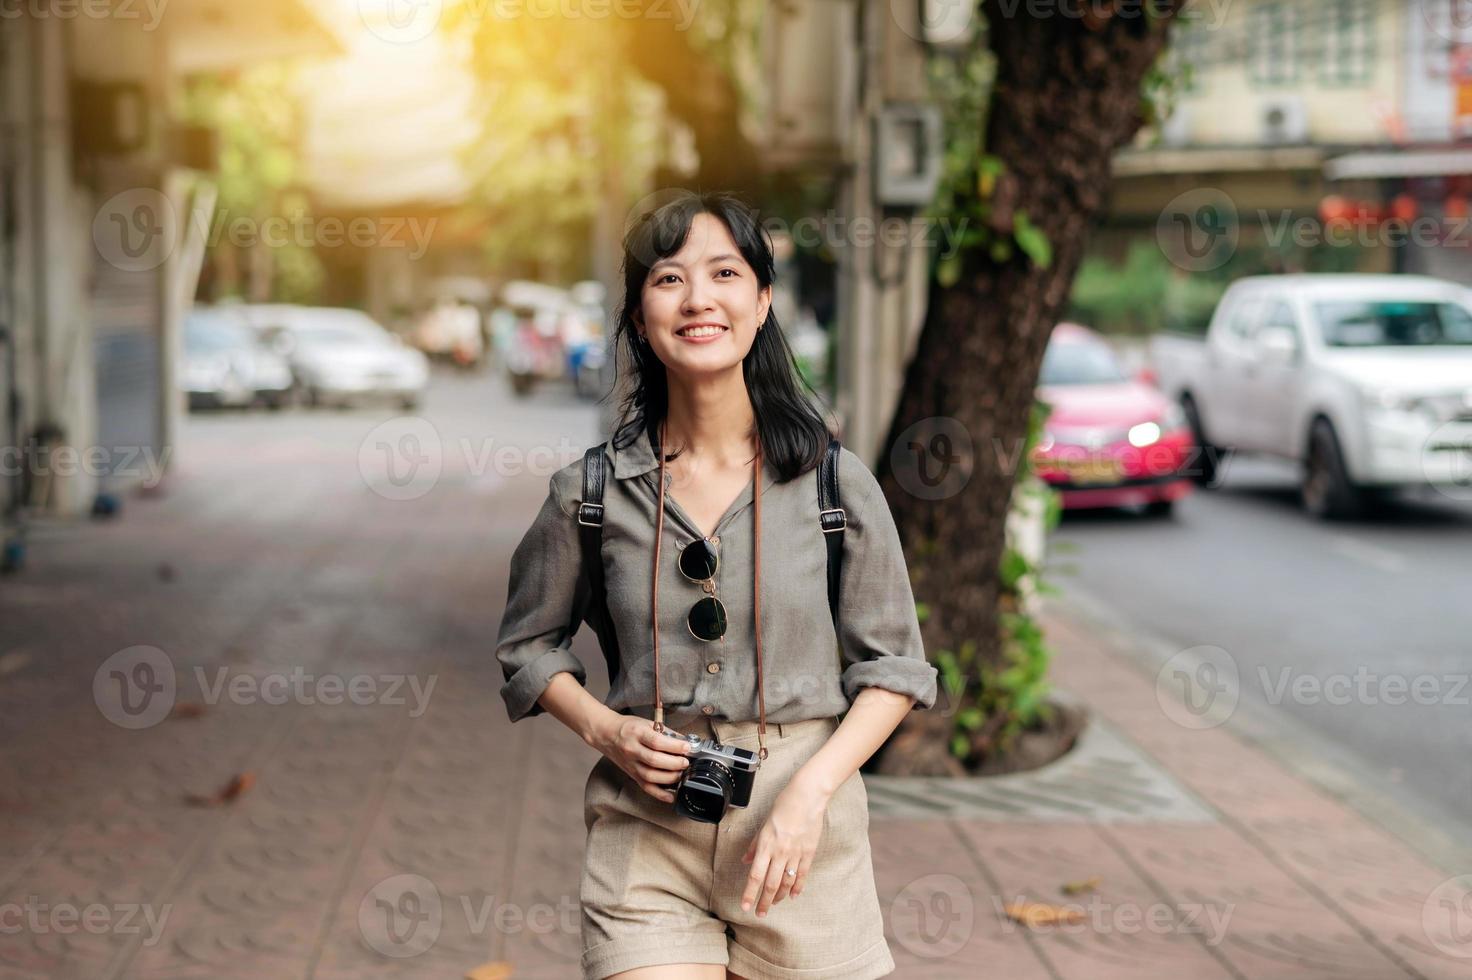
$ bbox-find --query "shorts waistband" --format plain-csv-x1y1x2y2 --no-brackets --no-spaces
696,715,839,745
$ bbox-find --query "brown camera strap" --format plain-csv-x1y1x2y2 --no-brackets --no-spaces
651,420,767,761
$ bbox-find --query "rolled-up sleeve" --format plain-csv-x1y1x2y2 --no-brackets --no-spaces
835,452,938,711
495,465,591,722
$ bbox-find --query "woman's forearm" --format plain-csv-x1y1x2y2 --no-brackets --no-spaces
789,686,915,800
537,671,622,750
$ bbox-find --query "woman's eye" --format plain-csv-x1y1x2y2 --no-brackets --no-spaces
657,274,679,285
716,268,736,278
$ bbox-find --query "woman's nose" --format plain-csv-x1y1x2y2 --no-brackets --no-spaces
682,280,715,313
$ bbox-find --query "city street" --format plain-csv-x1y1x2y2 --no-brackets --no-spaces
1052,455,1472,844
4,369,1471,978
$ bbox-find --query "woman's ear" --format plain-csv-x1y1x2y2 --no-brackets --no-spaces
757,286,771,330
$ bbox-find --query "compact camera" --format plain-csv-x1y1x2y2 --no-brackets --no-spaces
665,730,761,824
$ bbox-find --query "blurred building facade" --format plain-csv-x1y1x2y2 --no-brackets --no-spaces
0,2,339,531
1106,0,1472,282
740,0,938,461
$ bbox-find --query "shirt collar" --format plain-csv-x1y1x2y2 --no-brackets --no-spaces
611,424,660,480
610,423,778,494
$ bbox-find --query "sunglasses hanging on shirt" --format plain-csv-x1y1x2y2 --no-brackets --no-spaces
678,537,727,641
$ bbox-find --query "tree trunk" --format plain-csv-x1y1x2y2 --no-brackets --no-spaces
875,2,1180,772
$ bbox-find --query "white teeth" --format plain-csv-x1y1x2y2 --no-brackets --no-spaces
679,326,725,338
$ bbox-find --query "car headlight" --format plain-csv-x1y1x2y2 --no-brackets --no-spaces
1359,385,1434,422
1128,421,1162,447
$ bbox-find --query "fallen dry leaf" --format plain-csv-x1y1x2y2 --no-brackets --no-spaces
0,651,32,676
1061,876,1101,896
465,962,514,980
186,771,255,807
1004,902,1086,928
170,702,207,720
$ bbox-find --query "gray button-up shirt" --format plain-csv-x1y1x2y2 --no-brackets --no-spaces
495,424,938,730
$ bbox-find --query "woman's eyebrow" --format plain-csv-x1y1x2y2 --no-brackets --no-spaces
650,253,742,274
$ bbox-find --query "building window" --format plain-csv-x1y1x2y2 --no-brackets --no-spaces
1167,20,1210,93
1319,0,1376,85
1249,2,1300,87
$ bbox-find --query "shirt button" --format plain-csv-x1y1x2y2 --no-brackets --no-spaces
706,662,721,674
701,704,715,715
710,535,719,546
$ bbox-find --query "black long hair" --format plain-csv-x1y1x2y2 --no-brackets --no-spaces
608,191,834,483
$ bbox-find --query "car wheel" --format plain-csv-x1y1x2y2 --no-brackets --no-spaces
509,372,535,397
1180,395,1219,488
1302,419,1366,520
399,395,420,411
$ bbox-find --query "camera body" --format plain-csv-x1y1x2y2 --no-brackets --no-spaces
666,730,761,824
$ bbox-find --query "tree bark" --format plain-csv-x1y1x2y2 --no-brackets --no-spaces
875,2,1180,772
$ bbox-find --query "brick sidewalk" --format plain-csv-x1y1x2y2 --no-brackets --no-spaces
1,403,1468,978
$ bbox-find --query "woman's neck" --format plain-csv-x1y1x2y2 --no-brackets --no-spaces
663,370,757,467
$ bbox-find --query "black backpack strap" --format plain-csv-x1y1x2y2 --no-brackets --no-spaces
817,438,846,626
578,442,621,686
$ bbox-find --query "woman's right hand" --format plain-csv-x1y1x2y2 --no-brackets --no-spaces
592,715,693,802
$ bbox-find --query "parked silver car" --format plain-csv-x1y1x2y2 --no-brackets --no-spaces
183,308,295,410
245,306,430,410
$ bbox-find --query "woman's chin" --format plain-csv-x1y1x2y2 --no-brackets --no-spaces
664,350,745,377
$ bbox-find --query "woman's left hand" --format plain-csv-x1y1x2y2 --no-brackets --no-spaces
740,775,831,916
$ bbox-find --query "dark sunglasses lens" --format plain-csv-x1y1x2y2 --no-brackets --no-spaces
688,596,727,641
679,539,719,581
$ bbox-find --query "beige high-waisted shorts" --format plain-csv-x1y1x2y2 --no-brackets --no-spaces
579,714,895,980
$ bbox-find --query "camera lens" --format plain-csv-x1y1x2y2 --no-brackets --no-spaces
675,759,734,823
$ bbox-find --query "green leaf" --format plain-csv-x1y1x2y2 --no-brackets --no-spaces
938,251,963,288
999,548,1030,591
950,734,970,759
1013,212,1054,270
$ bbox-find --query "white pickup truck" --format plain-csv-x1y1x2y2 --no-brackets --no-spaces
1151,274,1472,518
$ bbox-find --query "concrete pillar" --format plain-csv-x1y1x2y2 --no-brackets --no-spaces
834,0,933,466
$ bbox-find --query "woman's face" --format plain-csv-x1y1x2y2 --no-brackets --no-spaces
635,212,771,378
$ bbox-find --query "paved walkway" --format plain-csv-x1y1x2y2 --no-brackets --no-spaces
1,392,1469,978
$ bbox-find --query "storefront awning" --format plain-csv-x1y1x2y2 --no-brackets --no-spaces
1324,148,1472,181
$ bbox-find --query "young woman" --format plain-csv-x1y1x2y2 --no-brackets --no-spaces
495,192,937,980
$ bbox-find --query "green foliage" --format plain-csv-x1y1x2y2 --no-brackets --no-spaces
178,64,323,303
1070,240,1226,336
920,400,1060,768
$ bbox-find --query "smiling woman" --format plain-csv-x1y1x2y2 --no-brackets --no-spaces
494,191,936,980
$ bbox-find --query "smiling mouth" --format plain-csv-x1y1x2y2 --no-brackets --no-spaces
677,325,729,338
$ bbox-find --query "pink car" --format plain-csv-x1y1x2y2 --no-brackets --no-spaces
1032,324,1196,515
